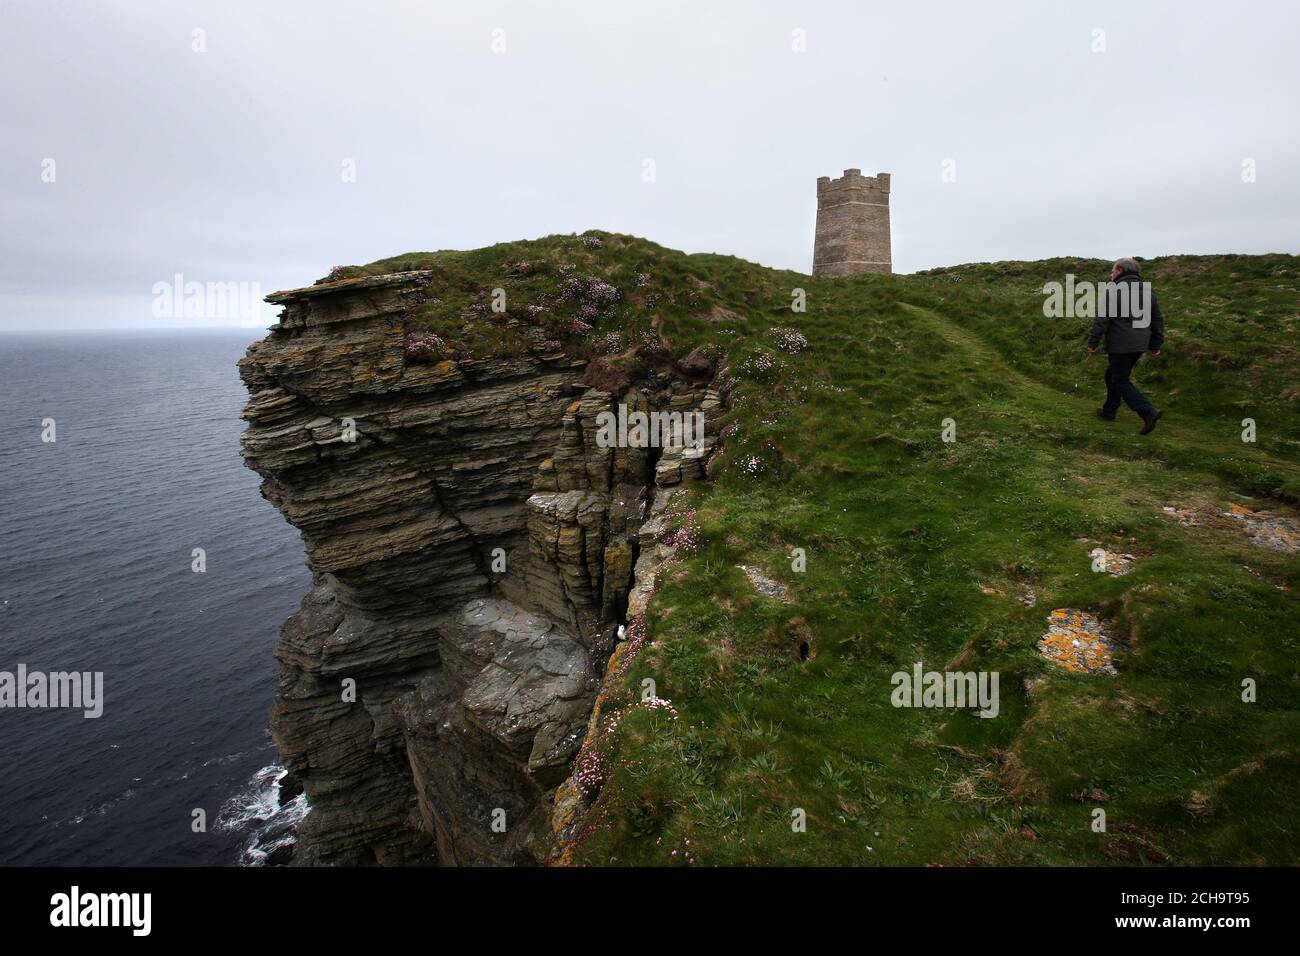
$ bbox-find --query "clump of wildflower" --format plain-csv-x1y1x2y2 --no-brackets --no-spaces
572,713,618,796
661,509,699,552
650,508,702,576
738,351,777,377
326,265,349,282
580,233,603,249
770,326,808,353
570,317,593,334
636,272,650,287
738,454,763,476
596,331,623,355
559,276,621,309
507,260,534,277
573,612,650,797
638,330,669,358
639,696,678,718
572,750,603,795
613,613,649,681
590,280,620,306
405,332,446,363
570,685,677,798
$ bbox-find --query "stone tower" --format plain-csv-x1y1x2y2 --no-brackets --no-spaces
812,168,891,276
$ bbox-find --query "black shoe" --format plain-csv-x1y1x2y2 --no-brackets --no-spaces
1096,407,1116,421
1139,409,1162,435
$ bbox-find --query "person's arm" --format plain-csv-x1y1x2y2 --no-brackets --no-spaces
1149,288,1165,353
1087,284,1109,351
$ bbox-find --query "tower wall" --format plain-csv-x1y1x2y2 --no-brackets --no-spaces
812,168,891,276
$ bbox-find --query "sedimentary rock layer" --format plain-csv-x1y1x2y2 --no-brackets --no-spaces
240,274,721,864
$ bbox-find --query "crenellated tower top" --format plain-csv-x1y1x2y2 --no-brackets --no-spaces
813,168,892,276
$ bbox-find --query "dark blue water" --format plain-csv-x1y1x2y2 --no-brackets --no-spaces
0,331,311,865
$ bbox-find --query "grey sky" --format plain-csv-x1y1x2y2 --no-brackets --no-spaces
2,0,1297,329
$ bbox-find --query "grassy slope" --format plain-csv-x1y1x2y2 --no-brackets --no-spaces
351,235,1300,865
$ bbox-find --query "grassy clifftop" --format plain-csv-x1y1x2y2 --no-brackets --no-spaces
348,235,1300,865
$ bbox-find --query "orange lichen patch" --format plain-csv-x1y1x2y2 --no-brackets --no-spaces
1037,609,1119,676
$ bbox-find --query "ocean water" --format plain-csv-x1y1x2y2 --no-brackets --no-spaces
0,330,311,866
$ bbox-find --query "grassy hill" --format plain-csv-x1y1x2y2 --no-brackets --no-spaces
343,235,1300,865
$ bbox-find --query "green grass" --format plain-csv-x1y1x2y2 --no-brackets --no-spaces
349,235,1300,865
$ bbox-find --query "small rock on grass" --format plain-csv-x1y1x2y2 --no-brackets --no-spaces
1038,608,1119,676
1224,503,1300,554
1164,501,1300,554
1092,548,1136,576
738,564,789,601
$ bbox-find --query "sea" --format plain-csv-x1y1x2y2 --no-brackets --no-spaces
0,330,311,866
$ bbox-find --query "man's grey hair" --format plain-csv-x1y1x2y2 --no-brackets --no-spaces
1112,257,1141,275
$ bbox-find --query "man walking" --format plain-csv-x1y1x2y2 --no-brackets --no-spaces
1088,257,1164,434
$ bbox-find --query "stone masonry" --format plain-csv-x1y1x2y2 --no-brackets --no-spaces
812,168,891,276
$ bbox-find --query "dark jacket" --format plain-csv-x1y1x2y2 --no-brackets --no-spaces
1088,270,1165,353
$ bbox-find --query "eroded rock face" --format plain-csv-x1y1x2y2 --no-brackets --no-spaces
239,273,722,865
394,598,593,865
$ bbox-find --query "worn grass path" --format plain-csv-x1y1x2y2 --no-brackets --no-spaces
898,300,1300,494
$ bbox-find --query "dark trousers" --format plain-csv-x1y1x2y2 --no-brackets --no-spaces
1102,352,1154,417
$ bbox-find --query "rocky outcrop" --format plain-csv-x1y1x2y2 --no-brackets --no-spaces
239,272,723,865
393,598,593,864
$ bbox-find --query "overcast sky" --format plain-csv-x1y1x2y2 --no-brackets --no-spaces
2,0,1297,329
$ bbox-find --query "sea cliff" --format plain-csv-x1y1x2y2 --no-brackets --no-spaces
239,267,722,864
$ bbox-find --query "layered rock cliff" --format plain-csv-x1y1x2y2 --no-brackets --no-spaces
238,271,721,865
